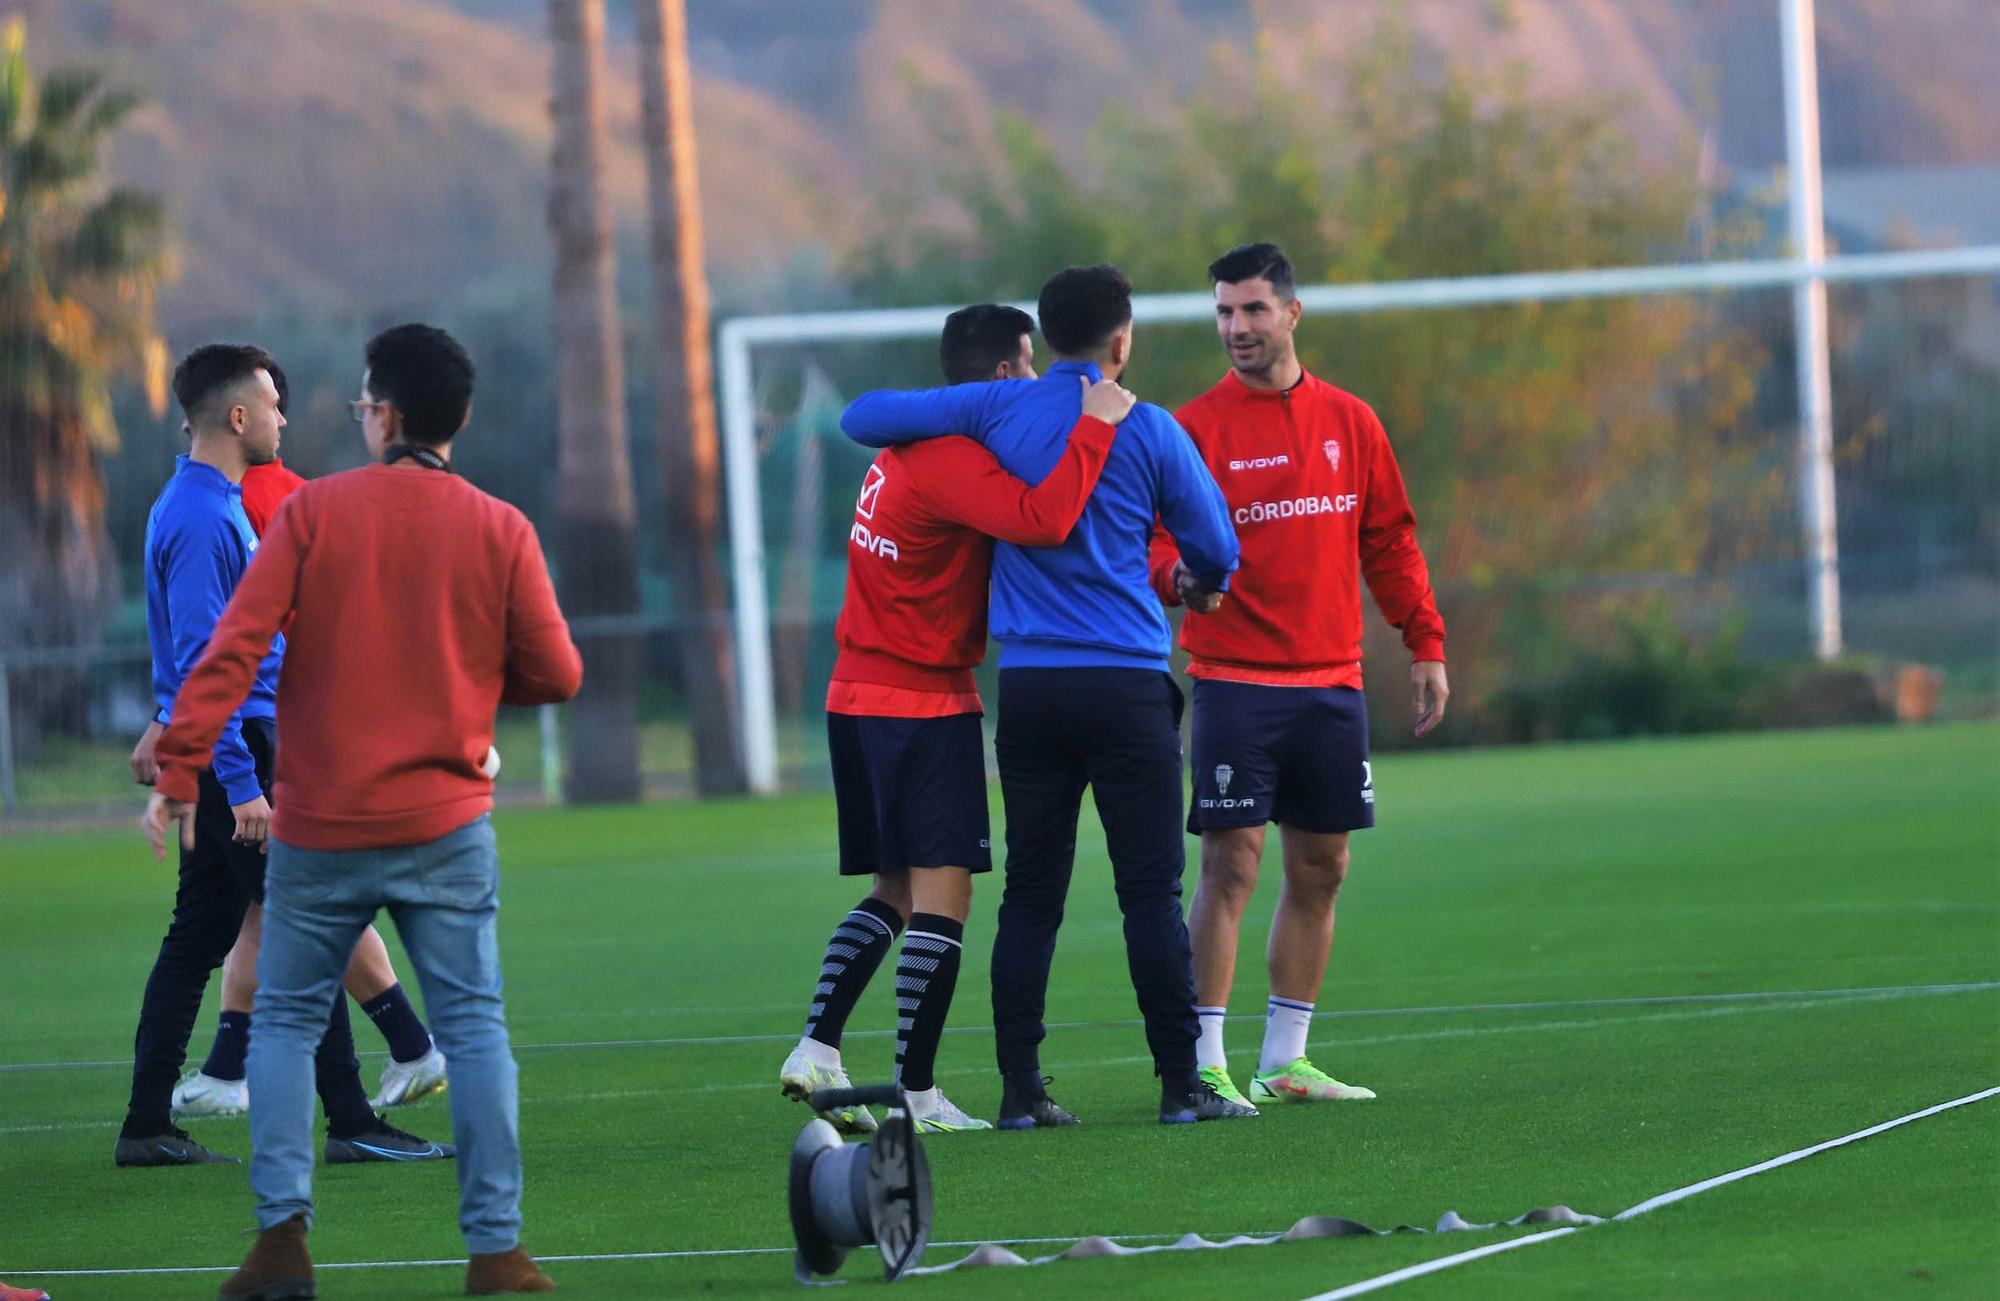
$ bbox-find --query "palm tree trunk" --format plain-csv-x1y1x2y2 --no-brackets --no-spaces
548,0,641,803
634,0,746,795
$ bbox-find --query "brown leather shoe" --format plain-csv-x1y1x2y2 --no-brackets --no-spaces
218,1214,315,1299
465,1245,555,1294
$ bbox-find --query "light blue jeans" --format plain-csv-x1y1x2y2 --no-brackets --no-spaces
250,814,522,1254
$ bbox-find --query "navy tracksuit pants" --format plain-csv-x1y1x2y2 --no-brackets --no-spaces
989,667,1199,1093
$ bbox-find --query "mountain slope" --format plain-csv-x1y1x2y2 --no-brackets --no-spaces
16,0,1994,335
19,0,858,327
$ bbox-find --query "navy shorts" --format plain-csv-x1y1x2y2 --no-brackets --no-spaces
1186,680,1374,834
827,711,993,876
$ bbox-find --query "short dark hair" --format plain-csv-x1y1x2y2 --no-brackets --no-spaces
363,323,475,445
173,343,278,431
939,303,1036,384
1037,263,1133,357
1208,242,1296,301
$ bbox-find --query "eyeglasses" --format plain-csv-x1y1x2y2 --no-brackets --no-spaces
349,399,387,423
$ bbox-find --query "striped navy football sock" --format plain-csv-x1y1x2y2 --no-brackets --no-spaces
802,897,903,1049
893,914,964,1093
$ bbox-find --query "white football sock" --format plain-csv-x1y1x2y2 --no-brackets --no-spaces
795,1036,841,1070
1195,1006,1229,1070
1260,997,1314,1073
904,1085,941,1116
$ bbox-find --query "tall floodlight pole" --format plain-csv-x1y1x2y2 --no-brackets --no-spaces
1780,0,1843,659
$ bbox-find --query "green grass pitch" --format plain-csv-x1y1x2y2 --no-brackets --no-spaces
2,723,1996,1298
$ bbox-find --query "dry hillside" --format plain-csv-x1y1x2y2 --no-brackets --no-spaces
10,0,1993,333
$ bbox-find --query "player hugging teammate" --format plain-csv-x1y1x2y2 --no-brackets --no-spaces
789,243,1447,1129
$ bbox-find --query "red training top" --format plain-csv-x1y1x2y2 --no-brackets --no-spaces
1149,369,1444,688
155,464,583,850
240,459,307,536
828,415,1117,718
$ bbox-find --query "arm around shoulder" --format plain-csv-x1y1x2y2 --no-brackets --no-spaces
913,411,1117,546
840,383,998,450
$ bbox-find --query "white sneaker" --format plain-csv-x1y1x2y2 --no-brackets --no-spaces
908,1089,993,1133
171,1071,248,1120
779,1045,877,1135
370,1046,448,1107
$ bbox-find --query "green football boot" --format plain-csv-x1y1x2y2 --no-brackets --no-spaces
1196,1064,1259,1114
779,1045,878,1135
909,1090,994,1134
1250,1057,1377,1103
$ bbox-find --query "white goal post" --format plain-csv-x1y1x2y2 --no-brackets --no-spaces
716,243,2000,793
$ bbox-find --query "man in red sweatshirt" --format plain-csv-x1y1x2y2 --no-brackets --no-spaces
144,323,580,1297
779,303,1136,1135
1150,243,1448,1110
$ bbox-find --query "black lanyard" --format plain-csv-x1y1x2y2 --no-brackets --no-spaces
383,443,452,472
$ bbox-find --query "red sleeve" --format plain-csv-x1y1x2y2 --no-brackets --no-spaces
502,518,584,705
1148,517,1182,605
904,417,1116,545
155,494,307,803
1356,410,1446,662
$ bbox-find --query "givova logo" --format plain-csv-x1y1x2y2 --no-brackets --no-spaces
856,464,886,519
1200,761,1254,811
851,463,899,558
1361,759,1374,804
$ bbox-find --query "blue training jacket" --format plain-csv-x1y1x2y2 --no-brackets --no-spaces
144,454,284,805
841,359,1239,672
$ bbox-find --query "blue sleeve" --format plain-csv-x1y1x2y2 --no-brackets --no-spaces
147,544,177,727
840,384,1004,449
160,517,261,805
1149,409,1240,589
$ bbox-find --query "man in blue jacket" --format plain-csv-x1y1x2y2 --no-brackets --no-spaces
117,343,447,1169
841,263,1253,1126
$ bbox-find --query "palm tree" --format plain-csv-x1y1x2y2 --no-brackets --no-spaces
634,0,745,795
548,0,642,803
0,19,170,742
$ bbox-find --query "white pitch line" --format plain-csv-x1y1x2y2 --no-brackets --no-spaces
1296,1084,2000,1301
1612,1083,2000,1219
3,980,1990,1073
0,983,1980,1135
1301,1228,1583,1300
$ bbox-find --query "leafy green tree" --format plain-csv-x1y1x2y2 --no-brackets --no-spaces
0,18,170,662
